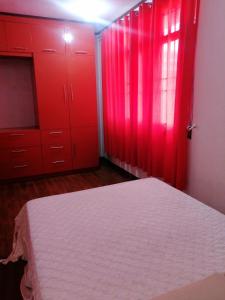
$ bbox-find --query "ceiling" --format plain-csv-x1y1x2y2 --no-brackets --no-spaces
0,0,141,32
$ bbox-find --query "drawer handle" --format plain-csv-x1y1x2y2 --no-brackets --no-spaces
70,83,74,101
11,149,28,153
49,131,63,135
75,50,88,54
10,133,25,137
14,46,27,50
63,84,68,105
50,146,64,149
51,160,65,164
43,49,56,53
14,164,28,169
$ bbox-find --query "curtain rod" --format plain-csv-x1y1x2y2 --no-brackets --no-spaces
96,0,151,35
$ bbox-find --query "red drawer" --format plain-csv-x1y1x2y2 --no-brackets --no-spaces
0,146,43,179
41,129,72,174
0,130,41,149
43,156,72,174
0,21,7,51
41,129,71,146
42,143,71,160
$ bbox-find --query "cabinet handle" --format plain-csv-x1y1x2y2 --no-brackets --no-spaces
14,164,28,169
73,144,76,157
70,84,74,101
42,49,56,53
50,146,64,149
10,133,25,137
75,50,88,55
49,131,63,135
51,160,65,164
14,46,27,50
11,149,28,153
63,84,68,105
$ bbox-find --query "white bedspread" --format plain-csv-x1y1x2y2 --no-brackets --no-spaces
3,178,225,300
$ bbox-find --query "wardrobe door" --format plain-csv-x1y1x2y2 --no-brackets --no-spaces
34,54,69,129
67,54,98,127
6,22,33,52
66,23,95,55
71,127,99,169
32,23,66,54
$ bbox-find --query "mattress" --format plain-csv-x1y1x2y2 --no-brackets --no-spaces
3,178,225,300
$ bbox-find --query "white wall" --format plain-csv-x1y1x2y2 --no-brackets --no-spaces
187,0,225,213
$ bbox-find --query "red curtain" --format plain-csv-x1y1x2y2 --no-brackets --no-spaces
102,0,199,189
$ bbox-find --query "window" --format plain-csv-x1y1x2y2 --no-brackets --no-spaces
160,9,180,127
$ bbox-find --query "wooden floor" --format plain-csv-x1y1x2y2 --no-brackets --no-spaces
0,159,135,300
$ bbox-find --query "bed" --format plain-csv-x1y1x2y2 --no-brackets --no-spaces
2,178,225,299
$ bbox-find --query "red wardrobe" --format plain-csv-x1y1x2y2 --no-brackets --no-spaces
0,15,99,180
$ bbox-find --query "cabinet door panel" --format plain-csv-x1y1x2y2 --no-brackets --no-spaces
68,55,98,127
6,22,32,52
35,54,69,129
66,23,95,55
71,127,99,169
32,23,65,54
0,21,7,51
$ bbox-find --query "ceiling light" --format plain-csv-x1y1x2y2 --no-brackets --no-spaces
58,0,111,23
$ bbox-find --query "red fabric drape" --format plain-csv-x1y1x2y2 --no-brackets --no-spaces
102,0,199,189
